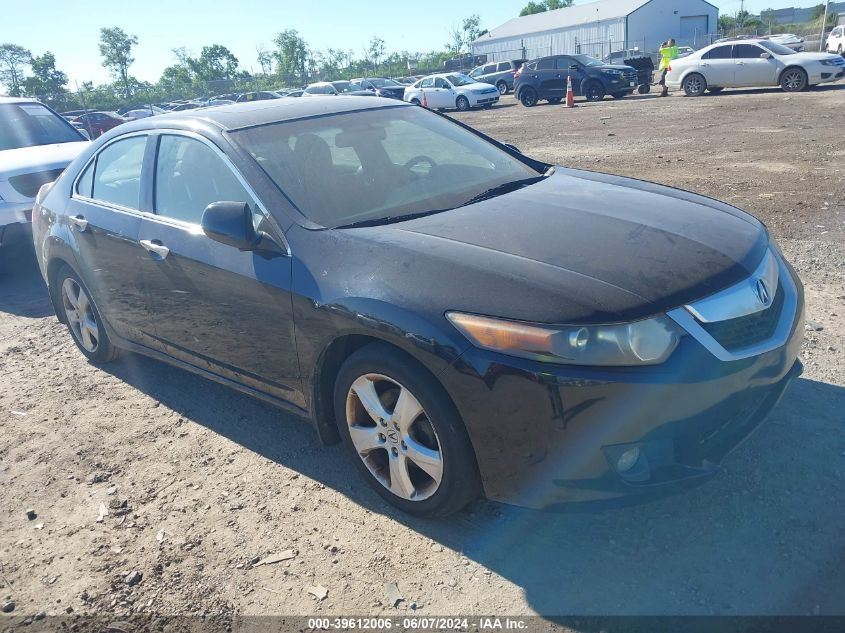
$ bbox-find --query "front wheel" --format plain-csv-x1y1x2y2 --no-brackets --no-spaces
455,95,470,111
584,82,605,102
682,73,707,97
496,80,508,95
780,67,807,92
54,265,121,364
519,87,538,107
334,343,481,517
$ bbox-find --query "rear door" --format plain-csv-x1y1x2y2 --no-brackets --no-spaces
535,57,560,97
135,132,301,404
699,45,735,86
733,43,778,86
65,133,154,345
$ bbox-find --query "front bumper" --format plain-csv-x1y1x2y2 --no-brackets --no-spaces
440,263,805,509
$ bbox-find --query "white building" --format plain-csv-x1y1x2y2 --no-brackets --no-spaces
472,0,719,62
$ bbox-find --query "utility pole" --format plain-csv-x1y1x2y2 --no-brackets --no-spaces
818,0,830,51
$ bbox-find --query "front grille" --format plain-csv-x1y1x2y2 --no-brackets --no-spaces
8,168,65,199
700,283,785,351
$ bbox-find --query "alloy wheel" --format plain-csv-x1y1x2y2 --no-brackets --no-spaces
497,81,508,95
684,74,705,96
61,277,99,353
456,96,470,111
782,69,806,91
520,89,537,107
345,373,443,501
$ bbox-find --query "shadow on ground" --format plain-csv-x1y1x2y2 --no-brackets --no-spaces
4,251,844,618
0,248,53,318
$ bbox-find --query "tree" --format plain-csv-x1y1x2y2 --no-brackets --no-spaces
188,45,239,81
23,52,68,104
718,14,737,32
519,0,572,16
257,44,273,75
272,30,309,86
0,43,32,97
98,27,138,98
366,37,386,72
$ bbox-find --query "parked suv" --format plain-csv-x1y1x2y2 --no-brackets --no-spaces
515,54,638,106
468,59,526,95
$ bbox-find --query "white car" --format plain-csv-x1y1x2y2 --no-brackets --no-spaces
666,39,845,96
827,25,845,55
0,97,89,263
403,73,500,111
763,33,805,52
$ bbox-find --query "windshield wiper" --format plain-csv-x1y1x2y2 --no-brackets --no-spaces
334,207,453,229
458,173,550,208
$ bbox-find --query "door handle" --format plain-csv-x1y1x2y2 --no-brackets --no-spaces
737,62,744,65
69,215,88,232
701,62,709,67
140,239,170,259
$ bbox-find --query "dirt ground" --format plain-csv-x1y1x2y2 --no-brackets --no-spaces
1,86,844,625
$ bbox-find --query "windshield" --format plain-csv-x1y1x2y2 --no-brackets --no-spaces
572,54,605,67
232,105,540,228
0,103,84,151
332,81,360,93
445,73,475,86
758,40,796,55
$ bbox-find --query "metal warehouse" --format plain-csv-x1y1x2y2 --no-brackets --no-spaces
472,0,719,62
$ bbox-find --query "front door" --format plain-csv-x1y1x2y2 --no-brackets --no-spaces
137,132,302,406
430,77,455,108
699,44,735,86
733,43,778,86
66,134,154,345
558,56,581,96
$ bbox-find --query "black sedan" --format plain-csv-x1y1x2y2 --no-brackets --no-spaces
31,97,804,516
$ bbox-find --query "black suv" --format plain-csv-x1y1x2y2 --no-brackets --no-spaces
514,54,639,106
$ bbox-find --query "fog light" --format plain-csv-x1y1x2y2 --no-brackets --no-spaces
616,447,640,473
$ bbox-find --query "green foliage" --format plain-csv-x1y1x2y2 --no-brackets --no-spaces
0,43,32,97
22,52,70,108
273,29,309,86
98,27,138,98
187,45,240,81
519,0,573,17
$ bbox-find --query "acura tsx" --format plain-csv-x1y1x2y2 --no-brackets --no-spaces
31,97,804,516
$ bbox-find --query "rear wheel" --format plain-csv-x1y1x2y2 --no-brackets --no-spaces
682,73,706,97
54,265,121,364
496,80,508,95
455,95,470,111
780,67,807,92
584,81,605,102
334,343,480,517
519,87,538,107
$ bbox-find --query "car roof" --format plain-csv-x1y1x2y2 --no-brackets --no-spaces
0,96,42,105
113,96,409,133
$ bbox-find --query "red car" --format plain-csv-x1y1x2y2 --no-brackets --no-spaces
72,111,126,138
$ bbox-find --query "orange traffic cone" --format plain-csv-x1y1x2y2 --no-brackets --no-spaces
565,75,576,108
422,90,428,108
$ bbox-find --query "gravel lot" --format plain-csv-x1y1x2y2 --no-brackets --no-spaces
1,86,844,624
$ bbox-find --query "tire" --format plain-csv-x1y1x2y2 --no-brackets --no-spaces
706,87,723,94
519,87,538,107
611,92,626,100
496,80,508,95
333,342,481,517
547,97,562,104
584,81,605,102
780,67,807,92
682,73,707,97
54,265,121,364
638,84,651,94
410,98,421,106
455,95,470,112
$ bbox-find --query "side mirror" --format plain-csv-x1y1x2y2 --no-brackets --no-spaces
201,201,284,256
760,52,771,59
569,65,578,71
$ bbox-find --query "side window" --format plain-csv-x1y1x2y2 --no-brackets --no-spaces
155,135,252,225
420,77,434,88
434,77,449,89
703,45,733,59
556,57,573,69
482,64,496,74
497,62,511,72
92,136,147,210
734,44,764,58
76,159,94,197
536,57,555,70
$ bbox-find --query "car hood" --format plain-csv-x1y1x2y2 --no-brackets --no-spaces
788,52,839,61
0,141,89,179
338,168,768,325
462,82,500,92
597,64,636,72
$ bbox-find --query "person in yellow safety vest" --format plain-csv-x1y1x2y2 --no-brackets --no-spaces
658,39,680,97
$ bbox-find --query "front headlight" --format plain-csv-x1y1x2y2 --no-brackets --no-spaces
820,59,839,66
446,312,681,366
604,69,624,76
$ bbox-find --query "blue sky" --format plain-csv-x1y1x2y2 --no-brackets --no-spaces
5,0,825,86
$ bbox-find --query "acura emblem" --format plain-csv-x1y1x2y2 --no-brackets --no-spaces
754,278,771,306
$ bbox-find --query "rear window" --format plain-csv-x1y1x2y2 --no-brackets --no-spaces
0,103,84,151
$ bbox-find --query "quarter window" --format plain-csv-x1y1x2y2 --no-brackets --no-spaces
91,135,147,210
76,160,94,197
154,135,252,225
